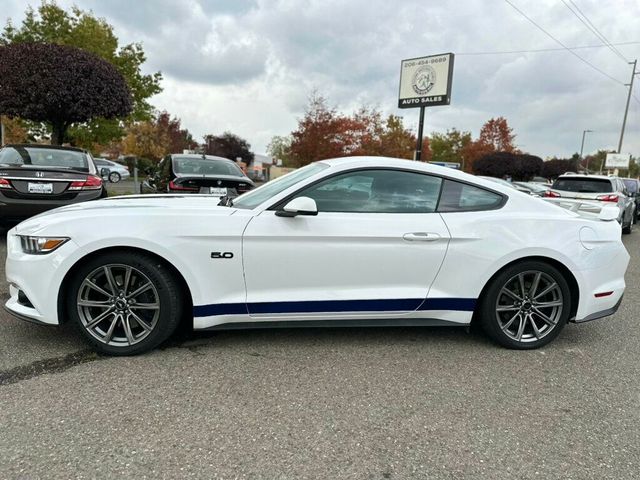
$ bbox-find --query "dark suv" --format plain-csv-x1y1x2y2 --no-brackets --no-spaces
0,144,106,226
622,178,640,220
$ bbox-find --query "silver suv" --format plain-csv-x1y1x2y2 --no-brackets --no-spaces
546,174,636,234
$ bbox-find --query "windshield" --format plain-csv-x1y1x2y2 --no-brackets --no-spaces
172,157,244,176
233,163,329,209
552,177,613,193
0,146,89,171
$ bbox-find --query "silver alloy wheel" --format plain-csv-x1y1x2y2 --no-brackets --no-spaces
495,270,564,343
109,171,121,183
76,264,160,347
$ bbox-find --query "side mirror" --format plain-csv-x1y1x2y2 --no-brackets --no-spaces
100,167,109,177
275,196,318,217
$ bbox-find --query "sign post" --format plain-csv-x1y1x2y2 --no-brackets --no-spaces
398,53,454,161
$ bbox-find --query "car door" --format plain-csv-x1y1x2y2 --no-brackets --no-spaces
241,168,451,320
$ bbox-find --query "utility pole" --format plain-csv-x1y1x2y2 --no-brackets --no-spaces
580,129,593,171
414,106,425,161
618,59,638,153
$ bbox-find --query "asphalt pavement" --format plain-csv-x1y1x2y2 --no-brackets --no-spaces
1,226,639,479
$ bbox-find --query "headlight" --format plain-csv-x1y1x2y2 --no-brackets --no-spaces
19,236,69,254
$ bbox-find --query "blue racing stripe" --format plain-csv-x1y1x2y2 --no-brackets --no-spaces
193,297,476,317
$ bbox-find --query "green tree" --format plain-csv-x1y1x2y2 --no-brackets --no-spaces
429,128,472,165
1,2,162,146
267,135,294,167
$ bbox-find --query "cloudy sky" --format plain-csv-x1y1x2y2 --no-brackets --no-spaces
3,0,640,158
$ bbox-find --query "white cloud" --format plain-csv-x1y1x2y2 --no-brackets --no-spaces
2,0,640,156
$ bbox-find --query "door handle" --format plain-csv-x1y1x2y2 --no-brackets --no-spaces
403,232,441,242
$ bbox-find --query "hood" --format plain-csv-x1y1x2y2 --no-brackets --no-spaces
15,194,237,235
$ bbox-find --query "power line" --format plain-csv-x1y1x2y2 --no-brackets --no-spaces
503,0,626,86
567,0,629,63
457,41,640,56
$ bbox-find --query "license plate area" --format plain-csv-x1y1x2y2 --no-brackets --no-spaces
28,182,54,194
209,187,227,195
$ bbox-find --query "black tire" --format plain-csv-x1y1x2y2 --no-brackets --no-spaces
479,260,571,349
109,171,121,183
623,214,633,234
65,251,183,355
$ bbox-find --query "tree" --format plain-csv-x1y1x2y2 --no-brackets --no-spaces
541,158,578,179
0,116,29,143
1,2,162,145
379,115,417,160
267,135,294,167
478,117,516,152
429,129,472,165
472,152,543,181
204,132,254,163
288,94,361,166
156,111,198,154
122,121,167,162
0,42,132,144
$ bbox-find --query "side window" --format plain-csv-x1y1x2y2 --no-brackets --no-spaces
292,169,442,213
438,179,504,212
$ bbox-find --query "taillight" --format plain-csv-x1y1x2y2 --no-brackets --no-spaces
168,180,198,192
596,194,619,202
0,178,11,189
68,175,103,191
544,190,560,198
236,183,251,193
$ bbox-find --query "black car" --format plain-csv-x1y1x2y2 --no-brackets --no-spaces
622,177,640,219
142,154,255,197
0,144,107,226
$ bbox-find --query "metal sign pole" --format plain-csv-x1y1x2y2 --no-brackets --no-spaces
415,106,425,161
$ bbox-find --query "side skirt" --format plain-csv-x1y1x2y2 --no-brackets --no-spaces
199,318,465,331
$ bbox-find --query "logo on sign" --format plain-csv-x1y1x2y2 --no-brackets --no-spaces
412,65,436,95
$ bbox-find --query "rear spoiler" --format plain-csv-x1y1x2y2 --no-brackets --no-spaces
542,198,620,221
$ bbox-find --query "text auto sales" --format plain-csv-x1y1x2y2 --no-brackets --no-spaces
400,96,444,106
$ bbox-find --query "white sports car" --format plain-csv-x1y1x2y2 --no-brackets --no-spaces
4,157,629,355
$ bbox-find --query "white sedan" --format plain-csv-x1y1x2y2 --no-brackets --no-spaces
4,157,629,355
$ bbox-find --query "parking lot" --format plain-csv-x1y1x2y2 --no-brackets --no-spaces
0,226,639,479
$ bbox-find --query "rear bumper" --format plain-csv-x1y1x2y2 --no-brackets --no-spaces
0,190,101,221
574,296,623,323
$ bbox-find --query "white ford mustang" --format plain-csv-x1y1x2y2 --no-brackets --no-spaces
4,157,629,355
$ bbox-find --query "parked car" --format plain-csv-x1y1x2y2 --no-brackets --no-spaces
142,154,254,198
0,144,106,227
513,181,549,196
545,174,636,233
94,158,130,183
5,157,628,355
621,177,640,220
530,176,551,184
478,176,532,194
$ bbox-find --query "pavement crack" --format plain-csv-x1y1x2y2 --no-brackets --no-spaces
0,350,104,386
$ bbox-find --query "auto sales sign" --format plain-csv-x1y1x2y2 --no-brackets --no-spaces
398,53,454,108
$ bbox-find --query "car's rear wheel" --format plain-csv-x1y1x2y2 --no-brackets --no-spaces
66,252,183,355
479,261,571,349
623,214,633,234
109,171,121,183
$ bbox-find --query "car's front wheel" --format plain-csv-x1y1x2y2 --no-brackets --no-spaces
66,251,183,355
479,261,571,349
109,171,121,183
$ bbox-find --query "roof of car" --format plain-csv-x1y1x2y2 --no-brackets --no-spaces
558,173,615,180
3,143,87,153
170,153,234,163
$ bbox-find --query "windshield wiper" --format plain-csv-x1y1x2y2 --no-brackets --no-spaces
217,195,234,207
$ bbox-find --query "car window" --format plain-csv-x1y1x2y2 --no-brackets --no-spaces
438,179,504,212
292,169,442,213
552,177,613,193
172,157,243,176
623,179,638,194
0,146,89,172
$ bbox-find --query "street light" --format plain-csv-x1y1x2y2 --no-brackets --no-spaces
580,129,593,172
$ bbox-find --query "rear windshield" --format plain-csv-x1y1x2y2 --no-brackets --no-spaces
552,177,613,193
172,157,243,176
623,179,638,193
0,146,89,171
